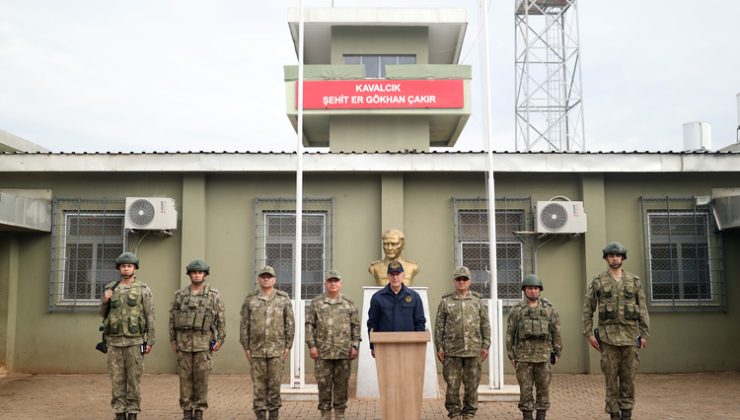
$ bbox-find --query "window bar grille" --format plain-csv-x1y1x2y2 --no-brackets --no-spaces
254,198,332,300
48,198,125,312
641,195,724,312
452,197,532,302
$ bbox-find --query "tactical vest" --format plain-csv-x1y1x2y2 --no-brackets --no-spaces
517,303,551,340
173,287,215,333
105,282,147,337
596,273,641,324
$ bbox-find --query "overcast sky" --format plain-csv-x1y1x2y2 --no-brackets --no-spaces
1,0,738,153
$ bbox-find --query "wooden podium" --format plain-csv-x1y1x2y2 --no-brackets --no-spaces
370,330,430,420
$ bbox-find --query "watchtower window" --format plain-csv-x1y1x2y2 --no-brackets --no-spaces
343,55,416,79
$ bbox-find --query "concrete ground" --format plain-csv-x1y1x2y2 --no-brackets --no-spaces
0,371,738,419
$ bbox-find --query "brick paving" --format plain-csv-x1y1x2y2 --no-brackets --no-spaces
0,371,738,419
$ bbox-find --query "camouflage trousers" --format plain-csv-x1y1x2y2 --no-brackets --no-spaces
514,361,551,412
249,356,284,414
315,358,351,411
442,356,481,418
177,350,213,410
107,344,144,414
600,342,639,414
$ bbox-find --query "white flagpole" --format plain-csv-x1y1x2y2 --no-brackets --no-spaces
479,0,503,389
292,0,306,389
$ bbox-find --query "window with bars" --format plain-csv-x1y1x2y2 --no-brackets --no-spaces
49,198,126,311
641,197,724,311
453,198,532,302
254,198,332,300
343,54,416,78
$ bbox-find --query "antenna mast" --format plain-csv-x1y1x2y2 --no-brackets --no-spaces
515,0,586,151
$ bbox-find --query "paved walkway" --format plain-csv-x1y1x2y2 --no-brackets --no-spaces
0,372,738,419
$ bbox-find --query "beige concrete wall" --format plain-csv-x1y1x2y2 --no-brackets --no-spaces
402,173,587,375
201,173,383,373
330,26,428,64
203,173,292,374
330,116,430,152
1,170,739,375
0,235,14,368
599,173,740,373
1,173,183,373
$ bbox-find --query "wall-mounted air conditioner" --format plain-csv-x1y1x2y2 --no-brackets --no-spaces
535,200,587,234
124,197,178,230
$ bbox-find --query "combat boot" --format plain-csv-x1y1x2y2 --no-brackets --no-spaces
115,414,126,420
193,409,203,420
183,409,193,420
620,410,632,419
127,414,137,420
255,410,267,420
523,411,534,420
320,410,331,420
268,409,279,420
609,413,620,420
535,410,546,420
335,409,346,420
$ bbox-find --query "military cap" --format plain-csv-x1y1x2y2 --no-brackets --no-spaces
387,261,404,274
453,266,471,279
325,269,342,281
257,265,276,277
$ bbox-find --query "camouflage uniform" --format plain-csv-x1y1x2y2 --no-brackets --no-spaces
169,283,226,414
240,289,295,418
434,291,491,419
582,271,650,416
100,280,156,416
506,298,562,415
305,293,361,418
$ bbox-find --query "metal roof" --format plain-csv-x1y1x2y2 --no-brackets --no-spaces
0,129,50,153
1,150,738,173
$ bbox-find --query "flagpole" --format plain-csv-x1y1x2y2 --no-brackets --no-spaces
478,0,503,389
292,0,306,389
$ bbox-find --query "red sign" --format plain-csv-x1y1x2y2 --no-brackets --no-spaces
299,80,464,110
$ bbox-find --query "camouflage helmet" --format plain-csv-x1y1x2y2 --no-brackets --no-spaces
115,251,139,269
186,258,210,275
521,274,543,290
602,241,627,259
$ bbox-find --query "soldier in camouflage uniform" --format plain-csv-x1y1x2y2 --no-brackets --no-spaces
305,270,361,420
434,266,491,420
506,274,562,420
582,242,650,420
240,266,295,420
99,252,155,420
169,259,226,420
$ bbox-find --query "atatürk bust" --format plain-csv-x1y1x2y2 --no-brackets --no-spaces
368,228,420,286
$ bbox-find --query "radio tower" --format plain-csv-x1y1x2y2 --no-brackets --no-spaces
515,0,585,152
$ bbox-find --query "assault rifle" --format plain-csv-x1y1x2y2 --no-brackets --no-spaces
95,280,121,354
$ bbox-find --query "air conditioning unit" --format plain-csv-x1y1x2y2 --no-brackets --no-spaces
536,200,587,234
124,197,178,230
